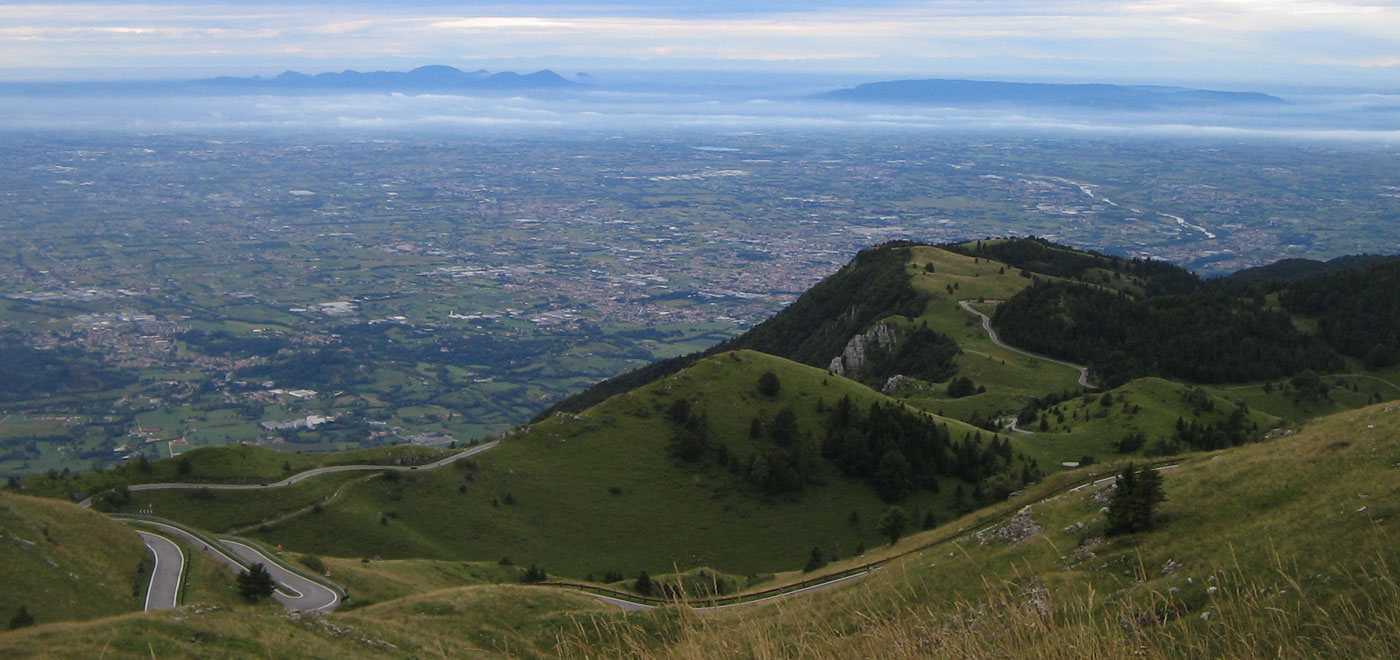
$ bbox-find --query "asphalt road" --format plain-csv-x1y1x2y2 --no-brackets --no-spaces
223,539,340,612
133,519,340,612
136,530,184,611
80,441,498,508
958,300,1096,389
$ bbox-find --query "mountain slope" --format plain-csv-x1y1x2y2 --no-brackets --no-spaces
4,402,1397,658
0,491,147,626
1216,254,1398,288
104,351,1022,578
553,399,1400,657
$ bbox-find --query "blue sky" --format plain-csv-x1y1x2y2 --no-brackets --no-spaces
2,1,1398,88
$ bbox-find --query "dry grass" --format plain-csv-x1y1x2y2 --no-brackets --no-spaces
553,552,1400,660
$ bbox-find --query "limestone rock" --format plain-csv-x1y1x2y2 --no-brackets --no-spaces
829,322,898,378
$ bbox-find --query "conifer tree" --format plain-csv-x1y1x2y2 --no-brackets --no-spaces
237,563,277,602
1106,464,1166,535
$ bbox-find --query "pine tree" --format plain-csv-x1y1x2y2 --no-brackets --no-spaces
237,563,278,602
1106,464,1166,535
634,571,654,596
520,564,547,583
804,546,827,572
8,605,35,630
877,506,909,545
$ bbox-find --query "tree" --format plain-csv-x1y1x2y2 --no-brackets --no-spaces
804,546,827,572
946,376,977,398
757,371,781,397
520,564,547,583
873,450,913,502
768,407,799,447
667,398,692,425
176,457,192,476
877,506,909,546
634,571,655,596
8,605,35,630
1105,464,1166,535
237,563,277,602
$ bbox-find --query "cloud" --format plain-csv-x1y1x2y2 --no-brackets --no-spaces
0,1,1396,86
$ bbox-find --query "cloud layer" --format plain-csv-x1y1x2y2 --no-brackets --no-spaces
1,1,1398,88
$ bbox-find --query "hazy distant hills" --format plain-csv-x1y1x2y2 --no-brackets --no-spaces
1217,254,1400,287
0,66,582,97
822,78,1284,109
189,66,580,93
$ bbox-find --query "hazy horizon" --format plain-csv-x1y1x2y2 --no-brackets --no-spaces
2,1,1397,89
0,67,1397,142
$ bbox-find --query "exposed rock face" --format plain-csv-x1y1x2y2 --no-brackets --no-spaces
881,374,912,394
828,323,898,377
976,505,1043,546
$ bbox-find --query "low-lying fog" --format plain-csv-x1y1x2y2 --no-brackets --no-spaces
2,76,1397,142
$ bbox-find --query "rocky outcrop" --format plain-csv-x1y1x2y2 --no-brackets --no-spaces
881,374,912,394
976,505,1043,546
828,323,898,377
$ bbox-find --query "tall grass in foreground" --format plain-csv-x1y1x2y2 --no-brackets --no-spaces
555,554,1400,659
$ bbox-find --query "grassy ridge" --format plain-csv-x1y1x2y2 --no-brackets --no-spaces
115,351,992,578
255,350,990,576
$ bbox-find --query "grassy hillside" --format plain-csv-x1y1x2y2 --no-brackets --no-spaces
903,245,1080,423
112,351,1011,578
992,377,1280,467
3,400,1397,658
0,491,147,627
553,399,1400,658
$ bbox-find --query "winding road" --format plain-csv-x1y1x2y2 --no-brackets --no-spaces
137,530,184,611
80,441,498,509
103,443,502,613
130,519,340,612
109,433,1176,616
958,300,1096,389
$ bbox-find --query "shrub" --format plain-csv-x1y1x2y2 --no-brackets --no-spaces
758,371,781,397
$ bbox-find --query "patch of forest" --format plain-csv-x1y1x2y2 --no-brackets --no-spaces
949,236,1201,296
667,392,1033,509
1277,259,1400,369
992,281,1341,386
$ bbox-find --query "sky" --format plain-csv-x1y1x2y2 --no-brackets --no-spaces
2,1,1399,89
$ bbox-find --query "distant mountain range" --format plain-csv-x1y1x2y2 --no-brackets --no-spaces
821,78,1284,109
0,66,582,97
189,66,580,93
